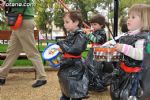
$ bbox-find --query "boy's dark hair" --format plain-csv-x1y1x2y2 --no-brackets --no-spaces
64,10,83,28
89,14,106,28
121,23,128,33
120,17,128,33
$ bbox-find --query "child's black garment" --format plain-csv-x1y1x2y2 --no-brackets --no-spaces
60,95,82,100
57,29,88,98
60,95,70,100
110,32,148,100
139,32,150,100
86,29,111,91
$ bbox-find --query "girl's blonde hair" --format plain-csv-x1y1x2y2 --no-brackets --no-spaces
128,4,150,32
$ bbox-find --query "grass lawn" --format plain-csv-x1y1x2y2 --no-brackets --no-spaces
0,41,53,67
0,41,89,67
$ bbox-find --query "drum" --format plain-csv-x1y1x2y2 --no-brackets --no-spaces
42,43,61,68
93,46,121,62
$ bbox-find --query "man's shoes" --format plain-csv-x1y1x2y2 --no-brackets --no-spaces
32,80,47,88
0,79,6,85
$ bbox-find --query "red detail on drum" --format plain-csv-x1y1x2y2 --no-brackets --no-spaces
91,43,101,47
120,61,141,73
94,47,116,53
63,53,81,58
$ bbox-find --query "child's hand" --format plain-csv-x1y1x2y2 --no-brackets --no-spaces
114,43,123,52
83,28,92,35
57,47,63,53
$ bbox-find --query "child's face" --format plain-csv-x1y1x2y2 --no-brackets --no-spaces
63,15,79,32
127,13,141,31
90,23,103,31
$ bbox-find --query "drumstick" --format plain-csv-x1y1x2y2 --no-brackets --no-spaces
58,0,91,29
102,33,127,47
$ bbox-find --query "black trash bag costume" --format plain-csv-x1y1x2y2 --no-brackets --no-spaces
139,32,150,100
86,29,113,91
110,32,148,100
57,29,89,98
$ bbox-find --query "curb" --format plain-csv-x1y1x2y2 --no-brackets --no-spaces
7,66,59,73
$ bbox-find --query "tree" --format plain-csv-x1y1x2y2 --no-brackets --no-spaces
1,0,149,34
34,0,54,39
53,0,104,29
0,9,10,30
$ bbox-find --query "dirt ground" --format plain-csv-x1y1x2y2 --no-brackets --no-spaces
0,71,111,100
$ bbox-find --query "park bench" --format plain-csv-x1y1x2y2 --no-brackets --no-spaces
55,36,66,41
0,30,39,60
0,30,40,79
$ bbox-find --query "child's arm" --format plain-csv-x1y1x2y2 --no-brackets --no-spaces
66,34,87,55
83,29,106,44
57,34,87,55
115,39,145,60
57,40,69,53
87,32,106,43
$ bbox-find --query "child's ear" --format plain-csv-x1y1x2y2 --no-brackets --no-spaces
75,20,79,26
100,24,103,28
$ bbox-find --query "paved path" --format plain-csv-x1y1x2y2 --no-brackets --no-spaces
0,70,111,100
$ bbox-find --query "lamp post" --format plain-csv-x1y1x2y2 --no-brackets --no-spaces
113,0,119,37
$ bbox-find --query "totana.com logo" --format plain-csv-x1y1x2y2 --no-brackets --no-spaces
5,3,34,7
